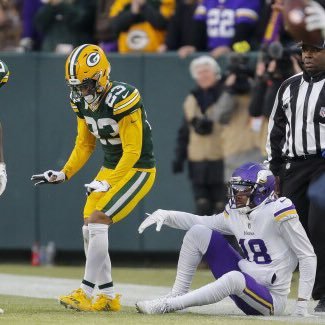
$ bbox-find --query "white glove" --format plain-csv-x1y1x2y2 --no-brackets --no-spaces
84,180,110,196
292,300,313,317
0,163,7,196
31,170,66,185
138,209,169,234
305,1,325,37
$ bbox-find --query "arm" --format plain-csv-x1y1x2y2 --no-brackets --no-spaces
279,218,316,301
138,209,233,234
141,2,170,29
265,86,286,176
109,0,139,33
172,118,189,173
62,117,96,180
111,109,142,184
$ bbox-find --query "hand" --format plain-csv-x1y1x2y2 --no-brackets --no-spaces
138,209,169,234
250,117,264,133
0,163,7,196
305,1,325,37
31,170,66,186
178,46,196,59
292,300,313,317
131,0,145,14
210,46,230,59
84,180,110,196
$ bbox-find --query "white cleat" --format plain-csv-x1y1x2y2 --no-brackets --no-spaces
135,298,172,314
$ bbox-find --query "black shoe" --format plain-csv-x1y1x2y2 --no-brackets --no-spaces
314,296,325,313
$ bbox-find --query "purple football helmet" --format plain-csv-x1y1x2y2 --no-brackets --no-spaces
228,162,276,212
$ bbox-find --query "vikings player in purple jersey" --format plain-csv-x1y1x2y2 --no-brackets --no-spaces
194,0,260,58
136,162,316,317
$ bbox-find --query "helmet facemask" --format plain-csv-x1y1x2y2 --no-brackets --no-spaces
68,72,107,110
228,179,256,213
228,163,276,214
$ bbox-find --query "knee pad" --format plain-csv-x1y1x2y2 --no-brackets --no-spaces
224,270,246,295
183,225,212,255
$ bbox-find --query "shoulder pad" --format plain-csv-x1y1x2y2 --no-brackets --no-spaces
113,88,141,115
273,197,298,223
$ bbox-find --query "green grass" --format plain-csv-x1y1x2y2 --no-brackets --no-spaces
0,264,301,324
0,295,291,325
0,263,298,298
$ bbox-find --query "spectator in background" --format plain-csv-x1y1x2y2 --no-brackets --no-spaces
0,0,22,51
109,0,175,53
178,0,261,59
248,0,300,157
172,56,236,216
95,0,117,53
19,0,42,51
34,0,96,53
158,0,206,55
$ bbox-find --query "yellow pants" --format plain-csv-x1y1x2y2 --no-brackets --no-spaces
83,167,156,223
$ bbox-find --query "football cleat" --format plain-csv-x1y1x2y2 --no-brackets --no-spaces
92,293,121,312
135,297,174,314
59,288,92,311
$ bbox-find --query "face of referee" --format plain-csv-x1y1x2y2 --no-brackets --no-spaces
301,44,325,75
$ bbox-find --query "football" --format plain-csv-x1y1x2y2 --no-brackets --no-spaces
283,0,323,45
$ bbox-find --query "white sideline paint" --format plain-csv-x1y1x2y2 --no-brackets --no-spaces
0,273,324,324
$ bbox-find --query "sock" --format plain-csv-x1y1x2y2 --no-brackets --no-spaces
80,223,108,298
172,225,211,296
97,244,115,298
82,225,89,257
169,270,246,310
84,225,115,297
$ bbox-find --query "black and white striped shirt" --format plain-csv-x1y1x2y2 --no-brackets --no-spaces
266,71,325,175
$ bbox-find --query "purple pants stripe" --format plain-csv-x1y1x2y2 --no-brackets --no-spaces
204,231,274,316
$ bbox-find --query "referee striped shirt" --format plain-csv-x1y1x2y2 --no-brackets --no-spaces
266,71,325,175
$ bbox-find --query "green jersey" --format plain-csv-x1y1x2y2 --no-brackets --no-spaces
71,80,155,169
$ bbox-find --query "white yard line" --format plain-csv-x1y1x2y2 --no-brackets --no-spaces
0,273,324,324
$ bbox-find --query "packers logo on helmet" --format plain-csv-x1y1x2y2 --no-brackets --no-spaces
65,44,111,110
86,52,100,67
0,60,9,88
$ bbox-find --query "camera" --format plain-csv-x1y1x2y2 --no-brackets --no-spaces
261,42,302,79
191,117,213,135
225,52,254,94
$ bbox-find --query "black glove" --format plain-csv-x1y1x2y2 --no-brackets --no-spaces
191,117,213,135
172,160,184,173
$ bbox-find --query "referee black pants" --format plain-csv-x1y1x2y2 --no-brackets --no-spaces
281,157,325,300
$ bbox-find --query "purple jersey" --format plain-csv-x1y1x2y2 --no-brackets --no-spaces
194,0,260,49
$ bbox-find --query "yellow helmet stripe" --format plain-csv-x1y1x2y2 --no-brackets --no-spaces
68,44,90,79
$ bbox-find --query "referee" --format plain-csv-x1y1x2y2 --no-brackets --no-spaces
266,41,325,313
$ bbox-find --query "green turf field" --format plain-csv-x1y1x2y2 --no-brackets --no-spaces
0,264,298,298
0,264,300,325
0,295,292,325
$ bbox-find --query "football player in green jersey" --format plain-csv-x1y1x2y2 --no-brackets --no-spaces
0,59,9,196
31,44,156,311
